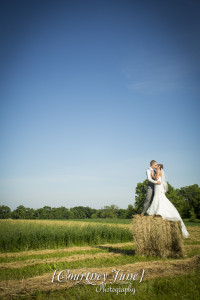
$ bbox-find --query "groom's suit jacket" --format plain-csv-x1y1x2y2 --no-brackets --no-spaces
146,167,158,186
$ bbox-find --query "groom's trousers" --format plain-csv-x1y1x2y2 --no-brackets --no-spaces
141,182,154,214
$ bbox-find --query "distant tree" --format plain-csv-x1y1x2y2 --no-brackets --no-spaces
51,207,59,219
70,206,96,219
116,208,127,219
178,199,190,218
24,207,35,219
0,205,11,219
100,205,119,218
189,207,197,222
91,209,103,219
47,207,70,219
33,206,52,219
12,205,26,219
69,210,75,219
83,206,97,218
177,184,200,219
58,206,70,219
43,206,52,211
165,183,187,215
33,208,42,219
91,213,98,219
134,179,148,213
70,206,87,219
125,204,137,218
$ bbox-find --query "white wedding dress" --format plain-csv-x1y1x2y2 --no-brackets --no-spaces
147,174,189,238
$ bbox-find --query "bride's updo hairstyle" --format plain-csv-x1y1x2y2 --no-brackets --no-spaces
158,164,164,169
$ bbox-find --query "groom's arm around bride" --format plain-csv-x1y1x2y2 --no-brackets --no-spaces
140,160,161,216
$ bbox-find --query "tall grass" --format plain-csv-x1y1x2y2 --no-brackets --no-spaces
0,220,132,253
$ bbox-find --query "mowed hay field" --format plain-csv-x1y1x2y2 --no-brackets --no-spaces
0,219,200,299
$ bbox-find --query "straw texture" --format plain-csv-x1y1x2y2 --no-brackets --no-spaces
132,215,184,258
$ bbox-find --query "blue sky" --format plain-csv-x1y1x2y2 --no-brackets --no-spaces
0,0,200,210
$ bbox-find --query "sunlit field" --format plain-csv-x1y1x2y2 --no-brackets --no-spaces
0,218,199,299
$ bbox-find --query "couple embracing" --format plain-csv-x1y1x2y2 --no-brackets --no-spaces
141,160,189,238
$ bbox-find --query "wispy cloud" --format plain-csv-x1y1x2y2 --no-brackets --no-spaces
122,58,199,95
127,79,181,94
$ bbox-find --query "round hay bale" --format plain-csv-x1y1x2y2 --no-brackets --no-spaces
132,215,184,258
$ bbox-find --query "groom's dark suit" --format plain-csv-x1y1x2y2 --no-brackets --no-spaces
141,167,158,214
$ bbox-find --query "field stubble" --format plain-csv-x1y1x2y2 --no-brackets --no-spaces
0,219,200,299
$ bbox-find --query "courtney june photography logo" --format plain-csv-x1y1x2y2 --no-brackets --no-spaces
52,268,145,295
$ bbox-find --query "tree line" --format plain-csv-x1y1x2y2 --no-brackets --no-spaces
0,182,199,220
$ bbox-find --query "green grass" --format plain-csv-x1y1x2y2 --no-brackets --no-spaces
6,268,200,300
0,244,179,281
186,247,200,258
0,248,109,263
183,220,200,226
0,219,199,299
0,245,133,263
3,242,199,282
68,218,200,226
183,240,200,245
0,221,132,253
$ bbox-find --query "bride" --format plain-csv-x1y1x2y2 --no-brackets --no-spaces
147,164,189,238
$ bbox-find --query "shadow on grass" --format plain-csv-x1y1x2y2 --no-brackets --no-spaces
93,245,135,256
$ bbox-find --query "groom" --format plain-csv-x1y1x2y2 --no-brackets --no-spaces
140,160,161,216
